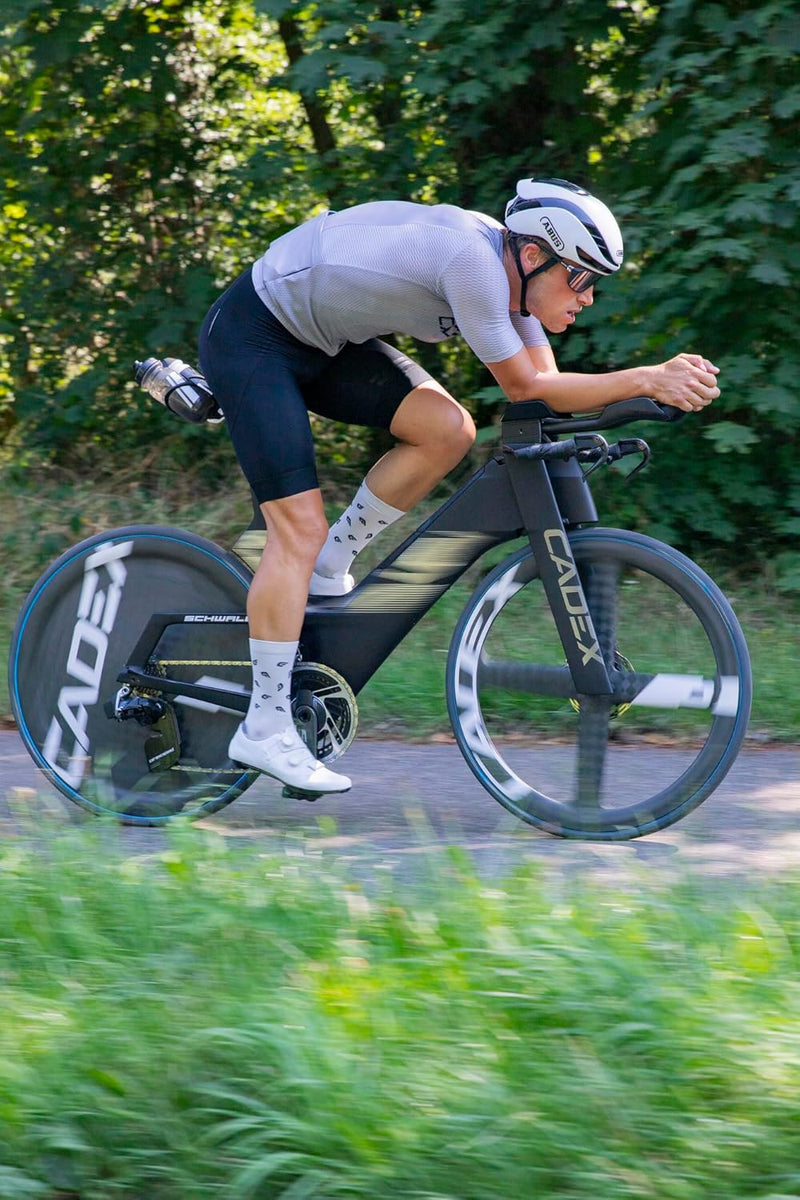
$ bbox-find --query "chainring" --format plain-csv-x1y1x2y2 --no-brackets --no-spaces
291,663,358,763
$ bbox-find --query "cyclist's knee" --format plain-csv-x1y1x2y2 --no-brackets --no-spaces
451,406,477,454
425,401,476,461
261,492,329,566
391,385,476,457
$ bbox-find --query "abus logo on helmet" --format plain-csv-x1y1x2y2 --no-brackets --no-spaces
540,216,564,251
43,540,132,789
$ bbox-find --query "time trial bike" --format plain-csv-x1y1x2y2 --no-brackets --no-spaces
9,394,752,840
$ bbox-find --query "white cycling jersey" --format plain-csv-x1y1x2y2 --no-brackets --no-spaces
251,201,550,364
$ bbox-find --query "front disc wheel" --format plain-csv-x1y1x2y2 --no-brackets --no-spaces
446,528,752,840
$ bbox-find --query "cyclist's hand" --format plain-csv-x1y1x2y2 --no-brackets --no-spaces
645,354,720,412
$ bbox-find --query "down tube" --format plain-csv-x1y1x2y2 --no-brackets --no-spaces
299,458,524,694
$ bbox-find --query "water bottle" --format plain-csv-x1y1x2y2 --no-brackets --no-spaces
134,357,223,424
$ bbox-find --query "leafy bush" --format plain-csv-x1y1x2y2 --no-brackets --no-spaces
1,0,798,576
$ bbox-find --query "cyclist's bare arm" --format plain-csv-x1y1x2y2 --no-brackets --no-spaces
488,346,721,413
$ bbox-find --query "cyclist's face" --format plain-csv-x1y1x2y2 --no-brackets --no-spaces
517,245,595,334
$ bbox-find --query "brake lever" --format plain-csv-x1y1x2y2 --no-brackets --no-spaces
607,438,651,479
575,433,610,477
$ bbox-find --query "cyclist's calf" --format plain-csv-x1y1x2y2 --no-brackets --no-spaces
244,491,330,640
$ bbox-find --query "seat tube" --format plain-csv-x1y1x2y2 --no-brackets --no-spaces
503,425,612,695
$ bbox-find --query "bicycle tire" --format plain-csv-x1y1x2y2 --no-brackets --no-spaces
9,525,258,824
446,528,752,840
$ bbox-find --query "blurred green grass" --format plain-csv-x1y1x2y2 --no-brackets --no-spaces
2,470,798,741
2,823,800,1196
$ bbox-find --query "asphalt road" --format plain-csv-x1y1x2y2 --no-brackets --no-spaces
2,730,799,880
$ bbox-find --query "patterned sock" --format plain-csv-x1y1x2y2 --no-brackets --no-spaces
243,638,297,741
314,480,405,579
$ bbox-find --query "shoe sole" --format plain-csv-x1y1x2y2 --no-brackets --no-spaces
282,783,352,801
229,753,351,795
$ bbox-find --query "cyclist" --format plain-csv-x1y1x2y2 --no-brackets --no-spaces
198,177,720,796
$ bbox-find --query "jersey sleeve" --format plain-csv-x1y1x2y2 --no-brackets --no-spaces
438,240,548,363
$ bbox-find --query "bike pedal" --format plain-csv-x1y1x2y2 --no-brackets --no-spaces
281,785,320,802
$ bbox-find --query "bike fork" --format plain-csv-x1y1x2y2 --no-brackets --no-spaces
502,414,613,697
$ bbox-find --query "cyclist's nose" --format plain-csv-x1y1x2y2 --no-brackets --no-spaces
579,287,595,307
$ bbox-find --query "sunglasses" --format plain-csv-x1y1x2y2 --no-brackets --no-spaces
562,262,605,293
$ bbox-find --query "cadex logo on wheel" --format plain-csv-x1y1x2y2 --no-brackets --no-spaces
42,540,132,788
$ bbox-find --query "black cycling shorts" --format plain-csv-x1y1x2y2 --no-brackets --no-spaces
198,269,433,503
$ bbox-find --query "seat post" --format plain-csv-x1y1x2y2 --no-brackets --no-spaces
231,488,267,572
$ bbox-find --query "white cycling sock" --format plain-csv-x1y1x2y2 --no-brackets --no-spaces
243,638,297,741
314,479,405,580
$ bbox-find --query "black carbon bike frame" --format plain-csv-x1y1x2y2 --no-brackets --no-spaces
117,399,668,710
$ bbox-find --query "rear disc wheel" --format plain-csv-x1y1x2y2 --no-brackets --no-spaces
10,526,257,824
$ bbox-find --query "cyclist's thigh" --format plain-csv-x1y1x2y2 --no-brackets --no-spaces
228,367,320,503
389,379,475,446
199,272,325,503
303,339,434,431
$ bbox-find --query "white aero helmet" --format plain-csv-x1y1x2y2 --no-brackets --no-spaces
504,177,623,314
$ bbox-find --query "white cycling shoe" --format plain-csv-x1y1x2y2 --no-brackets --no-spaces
309,569,355,597
228,724,352,794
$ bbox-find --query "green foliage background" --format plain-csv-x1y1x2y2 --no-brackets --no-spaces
2,0,799,582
